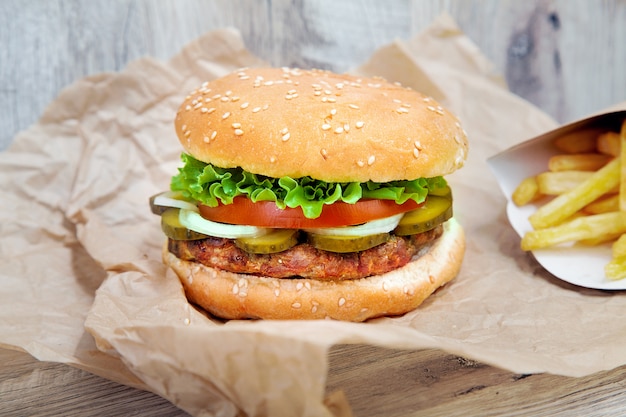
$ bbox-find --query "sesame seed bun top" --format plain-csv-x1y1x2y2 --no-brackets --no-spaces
175,67,468,182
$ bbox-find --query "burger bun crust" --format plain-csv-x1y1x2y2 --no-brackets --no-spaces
163,218,465,322
175,67,468,182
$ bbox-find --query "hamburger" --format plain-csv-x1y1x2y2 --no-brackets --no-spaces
150,67,468,322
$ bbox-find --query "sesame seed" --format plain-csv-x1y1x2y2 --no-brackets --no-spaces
207,107,216,114
200,107,209,113
222,112,231,119
348,104,359,109
304,282,311,290
203,136,210,143
232,284,239,294
338,297,346,307
204,97,212,102
454,134,462,144
287,89,297,94
296,282,304,291
280,127,289,135
264,81,274,86
225,90,232,96
232,123,242,129
321,97,328,103
314,91,322,96
327,97,336,103
321,124,331,131
367,155,376,165
212,94,222,100
274,289,280,297
234,129,244,136
220,96,229,102
311,305,318,314
240,102,249,109
330,109,337,116
184,130,191,138
334,127,344,134
252,107,261,113
423,97,432,102
427,105,436,112
395,107,409,114
270,156,277,163
413,148,420,158
231,96,240,102
357,160,365,167
292,302,302,309
193,102,203,109
185,105,192,111
282,132,290,141
393,98,402,104
181,124,187,131
382,281,389,291
355,121,364,129
343,123,350,132
262,104,269,110
320,148,328,159
211,131,217,140
240,75,250,80
414,140,422,149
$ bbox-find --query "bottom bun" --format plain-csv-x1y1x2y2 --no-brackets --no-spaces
163,218,465,322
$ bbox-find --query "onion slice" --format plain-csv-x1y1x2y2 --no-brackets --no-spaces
179,209,269,239
303,213,404,237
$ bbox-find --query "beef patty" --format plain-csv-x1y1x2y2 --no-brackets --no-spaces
168,225,443,281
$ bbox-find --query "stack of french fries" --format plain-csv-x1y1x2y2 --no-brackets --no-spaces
513,119,626,281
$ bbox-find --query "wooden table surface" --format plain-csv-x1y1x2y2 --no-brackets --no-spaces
2,1,626,416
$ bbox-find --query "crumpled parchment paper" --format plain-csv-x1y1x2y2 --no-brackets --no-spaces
2,14,625,417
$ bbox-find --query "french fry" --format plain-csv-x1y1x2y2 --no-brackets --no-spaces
583,194,620,214
529,157,621,229
596,131,621,156
521,211,626,251
515,119,626,281
619,120,626,211
605,256,626,281
512,176,540,206
612,234,626,258
536,171,593,195
553,128,605,154
547,153,611,172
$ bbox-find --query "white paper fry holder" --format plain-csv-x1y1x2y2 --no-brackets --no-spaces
487,110,626,290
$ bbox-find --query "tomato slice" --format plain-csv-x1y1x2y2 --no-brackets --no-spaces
198,197,423,229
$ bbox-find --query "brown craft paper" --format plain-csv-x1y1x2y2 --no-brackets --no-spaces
2,14,626,417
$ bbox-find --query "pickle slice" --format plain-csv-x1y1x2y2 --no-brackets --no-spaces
428,184,452,197
307,232,390,253
394,195,453,236
235,229,299,254
161,208,209,240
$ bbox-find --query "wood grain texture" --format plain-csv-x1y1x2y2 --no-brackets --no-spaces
2,1,626,416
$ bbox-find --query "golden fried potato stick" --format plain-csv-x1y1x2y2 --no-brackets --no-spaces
612,234,626,258
619,121,626,211
548,153,611,172
597,131,621,156
536,171,593,195
529,157,621,229
512,176,540,206
522,211,626,251
553,128,605,154
583,194,620,214
605,256,626,281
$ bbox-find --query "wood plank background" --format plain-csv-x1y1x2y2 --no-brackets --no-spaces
2,1,626,416
2,0,625,151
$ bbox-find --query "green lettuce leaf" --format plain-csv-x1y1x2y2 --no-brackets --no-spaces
170,153,447,219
